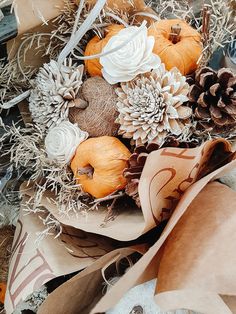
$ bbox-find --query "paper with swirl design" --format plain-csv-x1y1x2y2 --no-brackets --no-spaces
4,196,115,314
21,138,234,241
43,161,236,314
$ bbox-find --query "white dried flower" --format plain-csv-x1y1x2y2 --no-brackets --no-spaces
116,64,192,145
29,59,84,129
45,121,88,164
100,24,161,84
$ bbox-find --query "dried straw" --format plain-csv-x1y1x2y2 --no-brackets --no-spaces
0,0,235,239
0,120,90,238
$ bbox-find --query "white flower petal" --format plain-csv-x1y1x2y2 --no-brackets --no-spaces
45,121,88,164
100,25,161,84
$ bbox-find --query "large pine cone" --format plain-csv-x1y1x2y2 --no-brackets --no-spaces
187,67,236,132
124,138,197,207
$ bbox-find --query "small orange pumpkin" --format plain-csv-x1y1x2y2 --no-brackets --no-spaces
84,24,124,77
148,19,202,75
71,136,131,198
0,283,6,304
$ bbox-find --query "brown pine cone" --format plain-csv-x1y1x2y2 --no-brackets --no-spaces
124,138,197,207
187,67,236,133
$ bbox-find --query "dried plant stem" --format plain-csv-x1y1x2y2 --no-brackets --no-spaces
92,192,125,204
16,33,68,80
202,5,211,45
105,12,129,27
72,0,85,36
131,11,160,22
100,197,119,227
58,0,107,64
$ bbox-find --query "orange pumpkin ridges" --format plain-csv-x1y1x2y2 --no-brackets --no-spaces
84,24,124,77
148,19,203,75
70,136,131,199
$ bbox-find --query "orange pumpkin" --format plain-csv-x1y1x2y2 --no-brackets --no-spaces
0,283,6,304
148,19,202,75
71,136,131,198
84,24,124,77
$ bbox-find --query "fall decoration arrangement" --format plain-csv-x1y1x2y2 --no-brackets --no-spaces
0,0,236,313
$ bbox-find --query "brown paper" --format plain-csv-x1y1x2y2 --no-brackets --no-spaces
22,139,234,241
36,154,236,314
38,246,146,314
155,181,236,313
89,158,236,313
4,195,116,314
13,0,64,35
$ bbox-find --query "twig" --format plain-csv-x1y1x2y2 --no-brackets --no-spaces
100,197,118,227
202,5,211,45
92,191,125,204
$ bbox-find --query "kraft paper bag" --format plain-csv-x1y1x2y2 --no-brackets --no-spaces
22,138,234,241
10,0,64,35
4,195,116,314
37,160,236,314
155,181,236,314
6,0,65,69
38,246,146,314
89,159,236,313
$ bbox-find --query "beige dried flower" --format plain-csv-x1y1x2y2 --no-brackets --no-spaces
29,59,84,129
116,64,192,145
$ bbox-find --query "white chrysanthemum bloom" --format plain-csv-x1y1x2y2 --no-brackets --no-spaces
45,121,88,164
29,59,84,130
116,64,192,145
100,24,161,84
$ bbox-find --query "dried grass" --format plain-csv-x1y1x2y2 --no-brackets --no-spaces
0,0,235,237
1,0,234,106
0,119,90,238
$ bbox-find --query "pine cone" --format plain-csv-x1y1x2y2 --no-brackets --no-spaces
124,138,197,207
187,67,236,132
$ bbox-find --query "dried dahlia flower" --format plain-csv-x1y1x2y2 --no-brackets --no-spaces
29,59,84,129
116,65,192,145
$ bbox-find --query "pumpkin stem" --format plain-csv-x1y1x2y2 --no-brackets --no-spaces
68,98,88,109
169,24,181,44
78,165,94,179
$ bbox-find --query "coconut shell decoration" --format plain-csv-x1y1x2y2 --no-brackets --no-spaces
148,19,203,75
84,24,124,77
70,136,131,198
69,76,119,137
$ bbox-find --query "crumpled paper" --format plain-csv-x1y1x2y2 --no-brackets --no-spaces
4,195,116,314
89,172,236,314
37,174,236,314
33,141,236,314
5,139,236,313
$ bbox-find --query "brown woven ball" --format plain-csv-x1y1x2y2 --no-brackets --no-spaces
69,77,119,137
